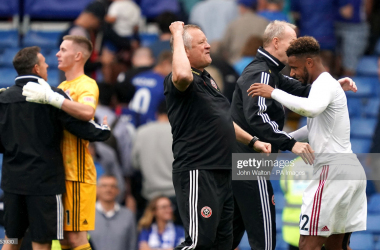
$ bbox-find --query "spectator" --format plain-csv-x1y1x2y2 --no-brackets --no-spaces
102,0,142,83
290,0,351,73
219,0,269,63
60,0,107,81
189,0,238,45
335,0,370,76
132,101,179,222
366,0,380,54
126,51,172,127
258,0,290,22
106,0,141,39
90,175,136,250
138,196,185,250
233,35,263,75
117,47,155,89
149,12,178,60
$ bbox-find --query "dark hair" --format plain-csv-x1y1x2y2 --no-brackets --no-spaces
157,50,172,65
286,36,320,58
115,82,136,104
157,100,167,115
156,12,178,34
13,46,41,75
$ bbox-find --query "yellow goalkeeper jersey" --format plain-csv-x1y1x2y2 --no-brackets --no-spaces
58,74,99,184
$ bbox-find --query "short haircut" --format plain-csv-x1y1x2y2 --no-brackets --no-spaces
157,50,173,65
13,46,41,75
286,36,320,58
263,20,297,47
63,35,93,61
170,24,202,51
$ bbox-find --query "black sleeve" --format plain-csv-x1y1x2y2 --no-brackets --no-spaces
239,71,297,151
54,89,111,142
277,74,311,97
163,73,194,97
0,137,4,153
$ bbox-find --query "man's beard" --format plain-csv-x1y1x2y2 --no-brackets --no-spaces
302,66,310,85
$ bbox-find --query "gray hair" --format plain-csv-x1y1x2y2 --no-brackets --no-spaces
263,20,297,47
170,24,202,51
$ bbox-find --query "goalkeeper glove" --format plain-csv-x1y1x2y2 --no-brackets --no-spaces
22,78,65,109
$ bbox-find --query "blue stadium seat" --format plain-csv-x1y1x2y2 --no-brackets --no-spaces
356,56,379,77
0,47,20,67
368,193,380,214
24,0,92,19
23,30,61,49
0,67,17,88
362,98,380,118
367,214,380,233
349,233,374,250
347,98,362,118
47,69,60,87
350,118,377,139
276,212,283,232
0,0,19,17
271,180,282,194
375,240,380,250
276,233,288,250
0,30,19,48
346,76,379,98
238,232,250,250
275,192,285,212
140,33,159,47
350,138,372,154
45,53,58,68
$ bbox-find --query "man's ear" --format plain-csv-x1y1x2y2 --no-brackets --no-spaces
273,37,279,50
75,51,82,62
306,58,314,69
32,64,39,75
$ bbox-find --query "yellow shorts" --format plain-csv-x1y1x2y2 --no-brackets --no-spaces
63,181,96,231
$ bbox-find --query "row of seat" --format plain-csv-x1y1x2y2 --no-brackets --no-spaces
0,67,60,88
0,30,160,49
0,0,92,19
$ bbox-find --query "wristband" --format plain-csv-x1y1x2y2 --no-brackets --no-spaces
248,136,259,148
49,92,65,109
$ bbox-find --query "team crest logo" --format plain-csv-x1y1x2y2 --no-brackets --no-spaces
210,79,218,90
272,194,275,205
201,206,212,218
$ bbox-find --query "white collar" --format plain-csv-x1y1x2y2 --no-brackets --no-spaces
96,201,120,218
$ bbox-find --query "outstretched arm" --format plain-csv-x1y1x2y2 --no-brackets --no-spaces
247,79,334,118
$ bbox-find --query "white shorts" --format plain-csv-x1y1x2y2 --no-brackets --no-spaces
299,164,367,237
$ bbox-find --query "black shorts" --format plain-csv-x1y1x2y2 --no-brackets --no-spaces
173,169,234,250
3,192,64,243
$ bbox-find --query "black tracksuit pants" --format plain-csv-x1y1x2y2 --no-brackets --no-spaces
232,177,276,250
173,169,234,250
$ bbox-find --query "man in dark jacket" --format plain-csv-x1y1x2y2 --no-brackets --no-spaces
0,46,110,250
